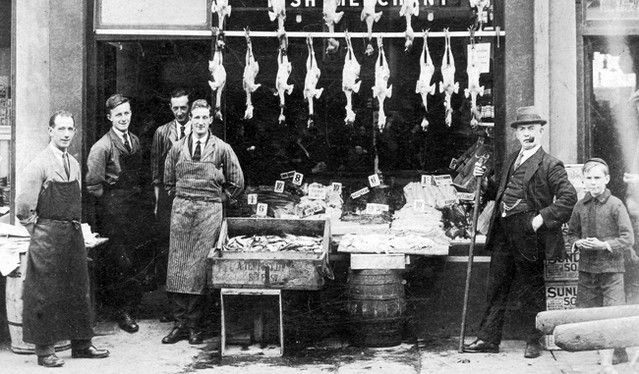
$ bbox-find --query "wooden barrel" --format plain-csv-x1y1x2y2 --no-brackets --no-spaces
5,253,71,354
347,269,406,347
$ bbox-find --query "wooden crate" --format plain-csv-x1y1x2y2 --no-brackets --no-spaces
208,218,331,290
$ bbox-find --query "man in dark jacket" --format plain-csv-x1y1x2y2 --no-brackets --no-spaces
463,106,578,358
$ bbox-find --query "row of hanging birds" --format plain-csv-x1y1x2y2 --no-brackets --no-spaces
208,0,487,132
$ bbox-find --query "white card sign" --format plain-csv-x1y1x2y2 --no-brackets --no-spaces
413,199,426,212
350,187,370,199
421,175,432,186
247,194,258,205
292,172,304,186
274,180,285,193
331,182,342,194
368,174,381,188
434,175,453,186
280,170,296,179
308,186,326,200
468,43,491,74
256,203,268,216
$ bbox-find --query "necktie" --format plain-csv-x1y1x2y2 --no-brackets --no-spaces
123,132,132,153
514,152,524,170
180,125,185,139
63,153,70,180
193,141,201,161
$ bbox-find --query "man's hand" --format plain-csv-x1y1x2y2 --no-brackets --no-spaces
531,214,544,232
473,163,486,178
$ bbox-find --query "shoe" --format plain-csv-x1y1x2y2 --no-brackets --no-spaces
463,339,499,353
524,343,541,359
613,348,628,365
162,326,189,344
189,329,203,345
37,354,65,368
72,346,110,359
117,311,139,333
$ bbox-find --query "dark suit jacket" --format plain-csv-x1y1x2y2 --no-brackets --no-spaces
485,147,577,260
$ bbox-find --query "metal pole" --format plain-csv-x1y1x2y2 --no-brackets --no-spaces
458,173,483,353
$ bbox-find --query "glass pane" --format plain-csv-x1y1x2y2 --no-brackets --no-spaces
97,0,209,28
587,0,639,20
0,0,12,220
588,36,639,199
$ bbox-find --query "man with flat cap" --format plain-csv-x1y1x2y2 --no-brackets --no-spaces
463,106,577,358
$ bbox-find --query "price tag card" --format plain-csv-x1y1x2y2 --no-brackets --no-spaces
303,203,324,217
434,175,453,186
368,174,381,187
256,203,268,216
366,203,390,215
308,186,326,200
274,180,285,193
421,175,432,186
331,182,342,194
279,170,296,179
247,194,258,205
457,192,475,201
442,198,458,206
350,187,370,200
292,172,304,186
413,199,426,212
449,158,458,169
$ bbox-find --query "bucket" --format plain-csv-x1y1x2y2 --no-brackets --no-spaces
5,253,71,354
347,269,406,347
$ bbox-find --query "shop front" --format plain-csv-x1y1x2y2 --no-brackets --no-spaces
4,0,583,344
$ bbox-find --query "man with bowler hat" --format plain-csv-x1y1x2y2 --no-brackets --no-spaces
463,106,577,358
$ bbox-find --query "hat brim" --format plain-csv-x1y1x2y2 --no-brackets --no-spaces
510,119,547,128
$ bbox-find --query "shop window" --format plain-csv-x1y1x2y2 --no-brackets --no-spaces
585,36,639,198
0,0,12,221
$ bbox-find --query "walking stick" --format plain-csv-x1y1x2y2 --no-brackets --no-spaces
458,157,485,353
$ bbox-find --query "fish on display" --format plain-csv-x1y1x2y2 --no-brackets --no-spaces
208,28,227,121
361,0,382,56
399,0,420,52
323,0,344,54
243,28,261,120
415,30,436,131
372,36,392,132
274,44,294,124
304,35,324,128
439,28,459,127
342,31,361,125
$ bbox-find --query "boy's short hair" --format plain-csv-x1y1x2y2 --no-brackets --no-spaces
583,157,609,176
106,94,130,111
190,99,211,114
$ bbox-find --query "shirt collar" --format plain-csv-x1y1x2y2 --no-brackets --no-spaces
520,145,541,158
175,120,191,133
113,128,129,142
192,131,209,146
48,143,66,158
583,188,611,204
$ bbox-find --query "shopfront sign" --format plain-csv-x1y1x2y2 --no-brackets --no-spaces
95,0,210,30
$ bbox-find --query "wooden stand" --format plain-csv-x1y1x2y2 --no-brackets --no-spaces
220,288,284,357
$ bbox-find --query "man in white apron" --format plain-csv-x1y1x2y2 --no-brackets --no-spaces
162,99,244,344
16,111,109,367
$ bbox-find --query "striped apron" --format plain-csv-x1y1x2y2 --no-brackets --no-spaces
166,160,224,295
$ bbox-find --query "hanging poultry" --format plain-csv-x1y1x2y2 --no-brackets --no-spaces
439,28,459,127
465,32,485,129
304,35,324,128
361,0,382,56
242,28,261,120
323,0,344,54
211,0,231,30
470,0,490,30
415,30,436,131
268,0,287,44
399,0,419,52
372,36,392,132
208,29,226,121
342,31,361,125
274,44,294,124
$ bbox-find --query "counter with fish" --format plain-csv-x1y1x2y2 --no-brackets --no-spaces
208,217,332,290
